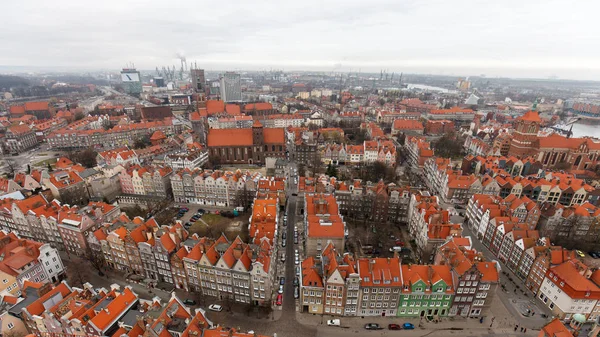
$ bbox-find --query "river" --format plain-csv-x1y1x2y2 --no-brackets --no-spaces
571,123,600,138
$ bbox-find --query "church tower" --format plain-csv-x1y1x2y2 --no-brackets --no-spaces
508,110,541,157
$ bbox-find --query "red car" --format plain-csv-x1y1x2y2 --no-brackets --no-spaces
388,324,401,330
276,294,283,306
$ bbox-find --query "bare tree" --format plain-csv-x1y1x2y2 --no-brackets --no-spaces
83,246,106,276
66,261,88,287
3,158,15,178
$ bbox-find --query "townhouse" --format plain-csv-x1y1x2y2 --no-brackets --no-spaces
304,194,346,257
355,257,402,317
335,180,412,224
47,170,89,206
47,118,181,150
170,168,260,207
119,164,173,198
398,264,454,317
164,147,209,170
538,260,600,322
408,192,462,262
434,237,499,317
0,231,65,287
8,279,269,337
537,202,600,249
3,125,38,154
404,136,434,169
525,246,575,295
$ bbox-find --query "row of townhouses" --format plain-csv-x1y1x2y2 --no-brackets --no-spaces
170,168,262,207
299,239,499,318
3,280,272,337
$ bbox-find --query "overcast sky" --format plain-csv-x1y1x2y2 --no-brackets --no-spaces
3,0,600,80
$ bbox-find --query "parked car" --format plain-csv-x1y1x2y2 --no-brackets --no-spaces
294,236,298,244
280,277,285,285
388,324,401,330
278,285,284,294
294,286,299,299
364,323,382,330
293,277,299,286
282,232,287,240
282,239,287,247
280,253,286,262
208,304,222,312
402,323,415,330
589,252,599,259
183,299,197,305
327,319,341,327
295,257,299,265
576,250,586,258
276,294,283,305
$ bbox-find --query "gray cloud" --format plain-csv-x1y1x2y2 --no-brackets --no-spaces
2,0,600,80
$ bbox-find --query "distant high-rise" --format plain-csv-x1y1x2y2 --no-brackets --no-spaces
154,76,165,87
190,68,205,92
220,72,242,102
120,68,142,95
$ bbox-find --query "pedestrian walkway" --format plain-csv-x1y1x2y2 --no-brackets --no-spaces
297,311,540,336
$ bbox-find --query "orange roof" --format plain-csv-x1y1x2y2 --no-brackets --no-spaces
225,104,241,115
539,318,574,337
263,128,284,144
89,287,138,331
517,110,541,122
8,124,32,135
25,283,72,316
150,130,167,140
358,257,402,287
549,260,600,299
15,194,47,213
476,262,499,282
393,119,424,130
206,100,225,115
160,234,176,252
9,105,26,115
244,102,273,111
24,101,50,111
55,157,74,169
207,128,252,147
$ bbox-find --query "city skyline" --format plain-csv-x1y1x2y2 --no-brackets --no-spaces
3,0,600,81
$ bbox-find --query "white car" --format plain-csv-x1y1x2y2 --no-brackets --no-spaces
295,257,299,265
208,304,223,312
278,285,284,294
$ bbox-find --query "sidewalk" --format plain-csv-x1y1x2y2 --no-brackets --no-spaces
296,311,540,335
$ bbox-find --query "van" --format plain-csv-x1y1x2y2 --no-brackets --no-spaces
327,319,341,327
389,246,403,253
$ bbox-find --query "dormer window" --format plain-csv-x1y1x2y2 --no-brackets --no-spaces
365,277,370,282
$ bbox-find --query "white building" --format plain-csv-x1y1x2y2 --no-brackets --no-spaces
538,260,600,322
38,244,65,283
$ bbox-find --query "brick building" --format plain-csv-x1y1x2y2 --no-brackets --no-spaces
207,121,285,165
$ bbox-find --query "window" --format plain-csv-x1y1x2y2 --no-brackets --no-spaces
7,322,14,329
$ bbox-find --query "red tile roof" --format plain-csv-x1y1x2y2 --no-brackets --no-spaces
393,119,424,131
89,287,138,332
517,110,541,122
539,318,574,337
207,129,253,147
263,128,284,144
24,101,50,111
